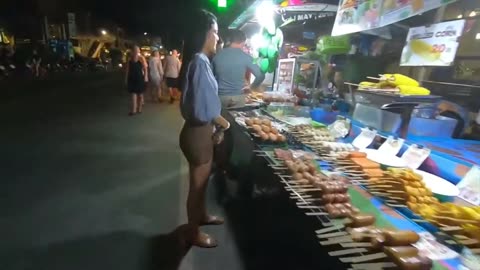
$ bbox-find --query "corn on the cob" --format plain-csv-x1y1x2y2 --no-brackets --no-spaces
381,73,419,87
378,81,396,89
410,39,442,62
359,81,377,89
397,85,431,96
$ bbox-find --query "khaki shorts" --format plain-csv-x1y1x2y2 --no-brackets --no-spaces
219,95,245,110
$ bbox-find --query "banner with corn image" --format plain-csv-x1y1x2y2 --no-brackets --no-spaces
401,20,466,66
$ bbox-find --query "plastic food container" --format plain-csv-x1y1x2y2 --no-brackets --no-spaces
361,149,407,169
310,108,339,125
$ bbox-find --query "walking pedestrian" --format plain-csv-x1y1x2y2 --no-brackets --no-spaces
148,50,164,102
179,9,229,248
163,49,181,103
125,45,148,115
31,49,42,78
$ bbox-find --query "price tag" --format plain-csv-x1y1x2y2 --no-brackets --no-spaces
401,144,431,169
457,166,480,206
352,128,377,150
378,136,405,156
413,232,459,260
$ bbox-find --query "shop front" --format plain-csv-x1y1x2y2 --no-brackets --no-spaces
221,1,479,269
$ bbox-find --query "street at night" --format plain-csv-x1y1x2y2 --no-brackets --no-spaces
2,1,480,269
0,73,343,270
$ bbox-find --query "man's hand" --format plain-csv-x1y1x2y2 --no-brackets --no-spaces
243,87,252,94
213,130,225,145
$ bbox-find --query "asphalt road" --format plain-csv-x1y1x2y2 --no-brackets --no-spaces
0,72,241,270
0,72,345,270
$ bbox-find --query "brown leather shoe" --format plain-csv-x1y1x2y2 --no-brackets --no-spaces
201,215,225,226
192,231,218,248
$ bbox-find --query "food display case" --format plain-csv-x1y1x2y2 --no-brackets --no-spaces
224,1,479,269
224,104,479,270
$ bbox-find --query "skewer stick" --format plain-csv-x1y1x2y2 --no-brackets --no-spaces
285,184,314,189
340,253,387,263
319,235,353,245
457,239,479,246
306,212,329,216
287,188,323,192
341,242,373,248
269,165,286,169
440,226,463,233
351,262,396,269
386,202,407,208
329,248,368,257
315,224,345,234
289,191,308,196
303,198,323,202
298,205,324,210
317,231,348,239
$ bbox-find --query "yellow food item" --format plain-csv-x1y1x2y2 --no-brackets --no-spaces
382,73,419,87
397,85,431,96
371,169,436,209
378,81,395,88
359,81,377,88
459,207,480,220
462,224,480,241
410,40,442,62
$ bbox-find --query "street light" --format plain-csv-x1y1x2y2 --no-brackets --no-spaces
144,32,148,36
101,30,107,35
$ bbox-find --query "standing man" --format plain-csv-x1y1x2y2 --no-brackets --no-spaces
213,29,265,109
212,29,265,195
163,49,181,103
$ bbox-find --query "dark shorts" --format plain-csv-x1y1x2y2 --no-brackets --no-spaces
128,80,146,94
180,122,214,166
166,77,179,88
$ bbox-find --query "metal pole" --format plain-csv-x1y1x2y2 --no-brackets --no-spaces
44,16,50,41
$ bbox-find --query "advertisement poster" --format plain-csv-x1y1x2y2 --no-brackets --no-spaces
332,0,457,36
400,20,465,66
275,59,296,93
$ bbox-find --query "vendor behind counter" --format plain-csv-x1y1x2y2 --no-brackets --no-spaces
213,29,265,109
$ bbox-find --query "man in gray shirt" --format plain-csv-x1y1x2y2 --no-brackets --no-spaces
212,30,265,186
212,29,265,109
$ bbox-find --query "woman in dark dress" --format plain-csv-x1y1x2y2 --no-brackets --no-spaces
179,9,230,248
125,45,148,115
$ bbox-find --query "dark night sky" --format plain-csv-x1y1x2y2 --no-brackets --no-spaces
1,0,230,46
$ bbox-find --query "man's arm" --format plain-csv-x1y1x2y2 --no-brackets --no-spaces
246,56,265,89
177,58,181,74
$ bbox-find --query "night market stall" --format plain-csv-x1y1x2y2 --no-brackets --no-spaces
221,1,480,269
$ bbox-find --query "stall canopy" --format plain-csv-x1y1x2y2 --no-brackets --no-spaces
229,0,339,31
331,0,458,36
